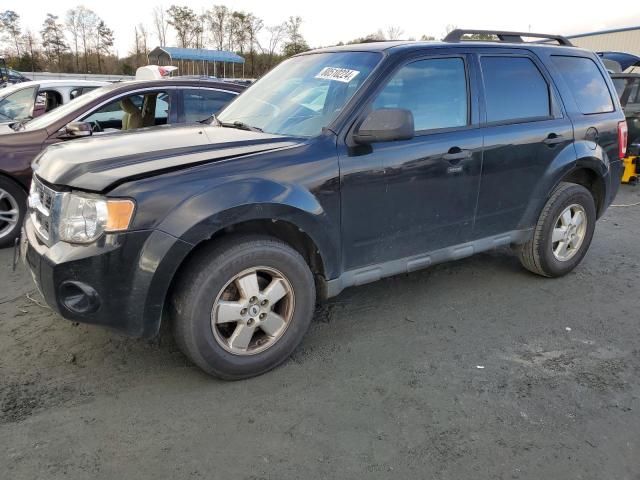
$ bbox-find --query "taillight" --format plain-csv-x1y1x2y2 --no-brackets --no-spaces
618,121,628,159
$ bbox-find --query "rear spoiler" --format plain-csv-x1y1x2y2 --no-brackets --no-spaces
597,52,640,72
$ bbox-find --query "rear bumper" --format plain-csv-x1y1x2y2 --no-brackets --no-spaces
23,217,192,338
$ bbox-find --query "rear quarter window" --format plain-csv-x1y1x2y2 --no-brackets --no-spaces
551,56,614,114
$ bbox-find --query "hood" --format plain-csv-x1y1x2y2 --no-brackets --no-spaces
34,124,303,191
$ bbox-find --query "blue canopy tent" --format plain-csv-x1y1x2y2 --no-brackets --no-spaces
147,47,245,78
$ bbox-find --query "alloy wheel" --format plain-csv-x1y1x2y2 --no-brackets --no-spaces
551,203,587,262
211,266,295,355
0,188,19,239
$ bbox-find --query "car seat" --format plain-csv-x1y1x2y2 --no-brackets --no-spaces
45,91,60,112
120,97,143,130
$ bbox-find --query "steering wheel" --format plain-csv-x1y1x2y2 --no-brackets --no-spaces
92,120,103,133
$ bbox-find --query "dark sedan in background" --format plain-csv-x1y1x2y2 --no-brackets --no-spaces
0,78,245,247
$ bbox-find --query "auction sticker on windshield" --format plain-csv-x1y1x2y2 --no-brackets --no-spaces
315,67,360,83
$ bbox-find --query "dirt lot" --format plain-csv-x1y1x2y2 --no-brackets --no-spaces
1,186,639,479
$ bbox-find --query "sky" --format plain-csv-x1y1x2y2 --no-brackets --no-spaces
11,0,640,56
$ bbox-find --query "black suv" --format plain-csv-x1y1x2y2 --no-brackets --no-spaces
23,30,626,379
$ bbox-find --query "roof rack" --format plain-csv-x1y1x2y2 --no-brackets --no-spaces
443,29,574,47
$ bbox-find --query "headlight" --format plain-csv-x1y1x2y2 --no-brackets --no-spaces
58,192,135,244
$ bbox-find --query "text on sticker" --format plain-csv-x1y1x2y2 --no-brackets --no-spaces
315,67,360,83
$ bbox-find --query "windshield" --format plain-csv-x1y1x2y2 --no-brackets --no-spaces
217,51,382,137
0,85,36,121
25,85,112,130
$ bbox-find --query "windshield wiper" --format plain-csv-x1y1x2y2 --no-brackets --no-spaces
220,120,263,133
200,115,264,133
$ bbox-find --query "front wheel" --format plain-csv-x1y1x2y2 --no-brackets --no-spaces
518,182,596,277
170,236,316,380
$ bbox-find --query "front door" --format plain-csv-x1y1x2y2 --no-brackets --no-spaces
340,54,483,270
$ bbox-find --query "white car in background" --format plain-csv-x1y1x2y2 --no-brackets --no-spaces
0,80,109,124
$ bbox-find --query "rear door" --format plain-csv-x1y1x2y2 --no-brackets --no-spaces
473,51,574,238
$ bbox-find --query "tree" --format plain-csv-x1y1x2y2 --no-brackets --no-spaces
283,16,308,57
225,11,241,52
95,20,114,73
346,30,385,44
0,10,23,56
77,7,99,72
152,6,169,46
193,13,206,49
22,29,38,72
265,23,285,68
138,23,149,56
244,13,263,76
167,5,198,48
420,34,436,41
386,25,404,40
208,5,229,51
41,14,68,69
66,8,81,71
232,12,248,54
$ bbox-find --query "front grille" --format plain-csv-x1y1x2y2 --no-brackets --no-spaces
29,176,62,246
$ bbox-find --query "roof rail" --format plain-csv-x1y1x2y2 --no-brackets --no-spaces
443,29,574,47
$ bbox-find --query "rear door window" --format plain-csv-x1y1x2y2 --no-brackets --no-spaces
480,56,551,123
551,56,614,114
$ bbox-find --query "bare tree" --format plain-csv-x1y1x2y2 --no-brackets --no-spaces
245,13,263,75
208,5,229,51
225,12,240,51
77,7,99,72
138,23,149,56
65,9,81,71
22,29,37,71
386,25,404,40
265,23,285,68
152,6,169,46
193,13,206,49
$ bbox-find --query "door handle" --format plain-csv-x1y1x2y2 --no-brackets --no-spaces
543,133,565,145
443,148,472,162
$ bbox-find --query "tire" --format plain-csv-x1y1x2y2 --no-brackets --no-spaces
0,176,26,249
170,235,316,380
518,182,596,277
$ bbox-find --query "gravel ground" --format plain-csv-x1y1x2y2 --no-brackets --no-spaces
1,185,639,479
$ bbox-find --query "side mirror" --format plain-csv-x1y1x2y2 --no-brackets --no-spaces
628,143,640,156
61,121,93,139
353,108,415,144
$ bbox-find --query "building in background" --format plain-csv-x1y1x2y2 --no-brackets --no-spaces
568,26,640,57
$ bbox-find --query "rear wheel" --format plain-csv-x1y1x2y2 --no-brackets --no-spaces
171,236,315,379
0,177,26,249
518,182,596,277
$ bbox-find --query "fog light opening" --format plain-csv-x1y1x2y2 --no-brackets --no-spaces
59,281,101,314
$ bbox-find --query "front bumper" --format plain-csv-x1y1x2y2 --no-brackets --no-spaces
23,216,192,338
